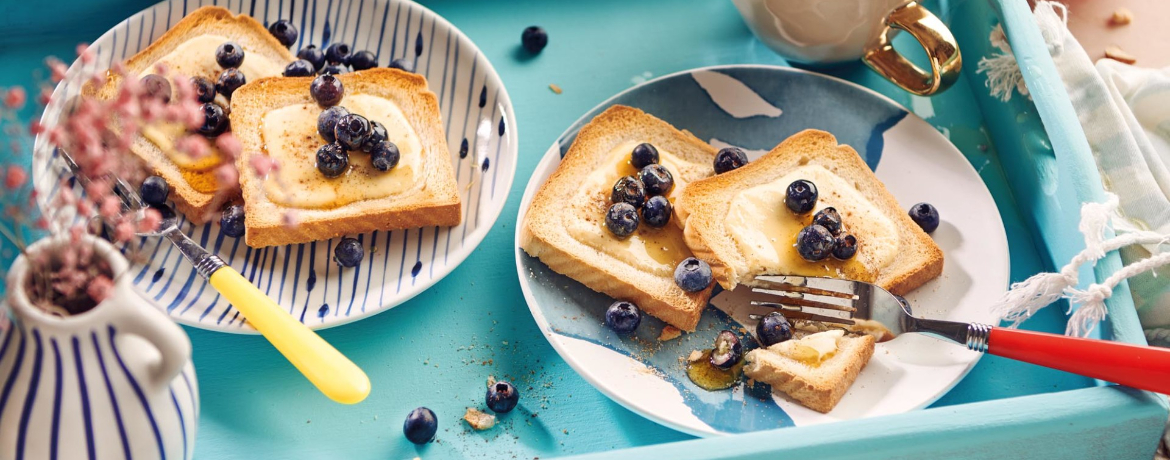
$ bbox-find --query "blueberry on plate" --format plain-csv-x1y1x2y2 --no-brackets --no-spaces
605,300,641,334
638,164,674,196
709,330,743,369
190,76,216,103
485,380,520,413
348,50,377,71
785,179,818,214
370,142,400,172
316,106,349,143
630,142,658,169
297,45,326,71
812,206,843,235
610,175,647,209
333,237,363,268
521,26,548,54
334,113,371,151
215,41,245,68
605,202,639,237
908,202,940,233
283,59,316,77
796,224,835,262
642,195,672,228
713,147,748,174
267,20,298,48
324,42,351,65
403,407,437,444
196,103,228,137
220,204,245,238
388,58,414,73
755,312,793,347
360,121,388,152
674,257,712,292
215,68,246,98
139,175,169,206
139,74,171,103
310,74,344,106
315,143,349,178
833,234,857,260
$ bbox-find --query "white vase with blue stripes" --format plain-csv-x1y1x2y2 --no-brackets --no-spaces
0,235,198,460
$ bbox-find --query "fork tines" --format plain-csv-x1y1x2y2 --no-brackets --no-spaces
750,275,860,326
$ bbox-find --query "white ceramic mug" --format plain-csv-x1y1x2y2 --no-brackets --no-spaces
732,0,962,95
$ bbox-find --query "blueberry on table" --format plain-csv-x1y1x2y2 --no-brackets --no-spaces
403,407,437,444
388,58,414,73
521,26,548,54
361,121,388,152
220,204,245,238
283,59,316,77
333,237,363,268
833,234,857,260
334,113,371,151
812,206,842,235
297,45,326,71
714,147,748,174
215,41,245,69
349,50,377,71
139,175,170,206
631,142,659,169
674,257,712,292
709,330,743,369
755,312,793,347
909,202,940,233
785,179,818,215
139,74,171,103
638,164,674,196
370,142,401,172
267,20,298,48
196,103,227,137
610,175,647,209
796,224,835,262
319,65,346,76
316,106,349,143
642,195,672,228
190,76,216,103
605,300,641,334
324,42,351,65
310,74,344,106
315,143,349,178
485,381,520,413
215,68,246,98
605,202,640,237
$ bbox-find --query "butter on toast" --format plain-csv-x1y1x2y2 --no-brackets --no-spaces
89,6,295,222
229,68,460,247
678,130,943,294
743,330,875,413
520,105,717,331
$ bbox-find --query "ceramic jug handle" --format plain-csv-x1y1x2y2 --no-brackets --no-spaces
111,278,192,393
862,1,962,96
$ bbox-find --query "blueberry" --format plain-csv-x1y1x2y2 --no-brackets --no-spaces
785,179,818,214
714,147,748,174
833,234,857,260
333,237,363,267
631,142,658,168
485,381,520,414
812,207,842,235
139,74,171,103
755,312,793,347
610,176,646,209
310,74,344,106
139,175,169,206
638,164,674,196
315,143,349,178
324,42,351,65
316,106,349,143
388,58,414,73
215,41,245,69
370,142,400,172
360,121,388,152
604,300,641,334
220,204,245,238
796,224,835,262
909,202,939,233
402,407,437,444
334,113,370,151
297,45,326,71
521,26,548,54
215,68,246,98
348,50,377,71
605,202,639,237
674,257,712,292
642,195,672,228
267,20,298,48
319,64,346,76
196,102,227,137
283,59,316,77
190,76,216,103
709,330,743,369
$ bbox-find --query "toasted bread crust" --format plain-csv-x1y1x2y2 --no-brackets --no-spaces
744,334,875,413
520,105,717,331
230,68,460,247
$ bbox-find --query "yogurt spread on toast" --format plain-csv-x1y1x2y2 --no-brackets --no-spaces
767,329,844,366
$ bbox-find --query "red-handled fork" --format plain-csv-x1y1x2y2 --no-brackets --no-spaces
750,275,1170,395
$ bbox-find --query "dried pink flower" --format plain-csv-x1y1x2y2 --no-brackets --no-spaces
46,58,68,83
4,87,27,109
5,165,27,189
175,134,210,158
137,207,162,233
77,43,94,64
250,155,278,176
99,196,121,219
214,163,238,188
216,133,242,160
69,225,85,245
114,221,134,242
86,276,114,304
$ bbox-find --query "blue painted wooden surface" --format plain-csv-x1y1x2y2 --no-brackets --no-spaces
0,0,1163,458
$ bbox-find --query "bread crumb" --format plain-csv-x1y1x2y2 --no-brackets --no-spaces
658,325,682,341
1105,45,1137,64
687,350,703,362
487,375,497,387
549,84,562,94
1109,8,1133,26
463,407,496,430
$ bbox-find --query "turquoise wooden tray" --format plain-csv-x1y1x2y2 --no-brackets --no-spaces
0,0,1165,458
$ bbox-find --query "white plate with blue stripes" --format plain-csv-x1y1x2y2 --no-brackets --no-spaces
31,0,517,333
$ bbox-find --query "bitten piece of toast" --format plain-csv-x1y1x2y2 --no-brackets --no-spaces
744,330,876,413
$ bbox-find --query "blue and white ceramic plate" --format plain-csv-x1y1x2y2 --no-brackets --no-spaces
515,66,1009,436
32,0,517,332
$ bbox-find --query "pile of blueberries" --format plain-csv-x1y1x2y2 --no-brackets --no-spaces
786,180,859,263
268,19,414,77
605,143,676,237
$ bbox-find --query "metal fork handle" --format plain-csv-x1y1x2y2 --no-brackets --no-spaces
910,317,992,351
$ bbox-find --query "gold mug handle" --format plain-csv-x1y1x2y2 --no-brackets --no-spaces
863,1,962,96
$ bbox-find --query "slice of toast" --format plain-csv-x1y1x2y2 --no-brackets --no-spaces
89,6,295,223
743,330,876,413
678,129,943,295
229,68,461,247
520,105,717,331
